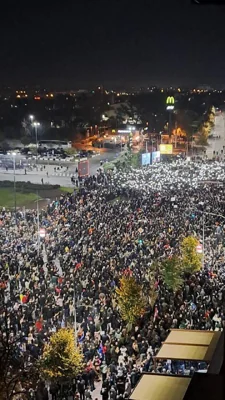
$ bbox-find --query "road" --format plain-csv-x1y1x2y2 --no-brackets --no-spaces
0,149,120,186
206,112,225,159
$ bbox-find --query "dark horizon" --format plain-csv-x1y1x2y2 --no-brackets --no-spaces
1,0,225,88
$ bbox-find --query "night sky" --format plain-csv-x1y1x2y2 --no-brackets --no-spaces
0,0,225,88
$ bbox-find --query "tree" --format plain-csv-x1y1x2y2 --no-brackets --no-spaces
39,329,83,381
116,276,146,327
20,136,31,146
175,110,200,141
0,140,10,150
0,130,5,142
161,256,184,292
180,236,202,273
196,134,208,147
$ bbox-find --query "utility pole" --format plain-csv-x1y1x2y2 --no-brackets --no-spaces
33,122,40,164
73,274,77,343
190,209,225,269
202,213,205,269
13,154,16,218
37,191,40,257
35,125,38,164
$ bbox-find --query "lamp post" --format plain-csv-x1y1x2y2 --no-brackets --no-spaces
8,152,17,218
73,276,77,342
73,270,79,343
33,122,40,164
37,191,40,257
191,209,225,268
13,153,16,216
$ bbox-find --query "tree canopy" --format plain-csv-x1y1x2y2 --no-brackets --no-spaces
161,256,184,291
180,236,202,273
39,329,83,381
116,275,146,326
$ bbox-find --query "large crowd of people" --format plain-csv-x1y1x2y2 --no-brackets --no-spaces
1,160,225,399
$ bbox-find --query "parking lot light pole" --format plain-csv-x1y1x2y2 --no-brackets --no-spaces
13,153,16,216
8,152,17,218
191,209,225,268
33,122,40,164
37,191,40,257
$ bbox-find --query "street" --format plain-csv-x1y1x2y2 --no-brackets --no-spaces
206,112,225,159
0,149,120,186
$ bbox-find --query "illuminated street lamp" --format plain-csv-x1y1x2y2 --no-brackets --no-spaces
190,209,225,268
33,122,40,163
12,152,16,216
7,152,17,216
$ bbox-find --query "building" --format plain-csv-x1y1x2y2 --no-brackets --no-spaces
129,329,225,400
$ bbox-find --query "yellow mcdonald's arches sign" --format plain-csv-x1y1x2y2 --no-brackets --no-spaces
166,96,175,105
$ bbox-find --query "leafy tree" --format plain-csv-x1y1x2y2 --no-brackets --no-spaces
116,276,146,327
20,136,31,146
39,329,83,381
161,256,184,292
175,109,200,141
0,130,5,142
180,236,202,273
211,106,215,115
196,134,208,147
107,116,118,129
0,140,10,150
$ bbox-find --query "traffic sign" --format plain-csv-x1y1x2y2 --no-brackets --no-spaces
39,228,46,238
196,244,203,253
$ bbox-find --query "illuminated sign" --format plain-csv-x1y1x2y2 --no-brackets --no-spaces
166,96,175,105
196,243,203,254
151,151,160,164
159,144,173,155
166,105,174,110
39,228,46,238
142,153,151,166
118,130,132,133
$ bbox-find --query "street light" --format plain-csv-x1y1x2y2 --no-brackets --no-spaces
12,153,16,216
33,121,41,252
37,191,40,257
73,276,77,342
8,152,17,218
190,209,225,268
29,115,34,122
33,122,40,163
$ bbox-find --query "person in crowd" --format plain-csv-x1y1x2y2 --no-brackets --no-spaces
1,160,225,399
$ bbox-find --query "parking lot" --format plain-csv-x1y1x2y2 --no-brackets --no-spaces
0,148,120,186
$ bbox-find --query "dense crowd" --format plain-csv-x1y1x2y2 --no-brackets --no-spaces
1,160,225,399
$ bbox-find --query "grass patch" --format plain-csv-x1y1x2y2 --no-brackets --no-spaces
60,187,74,193
0,188,40,208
